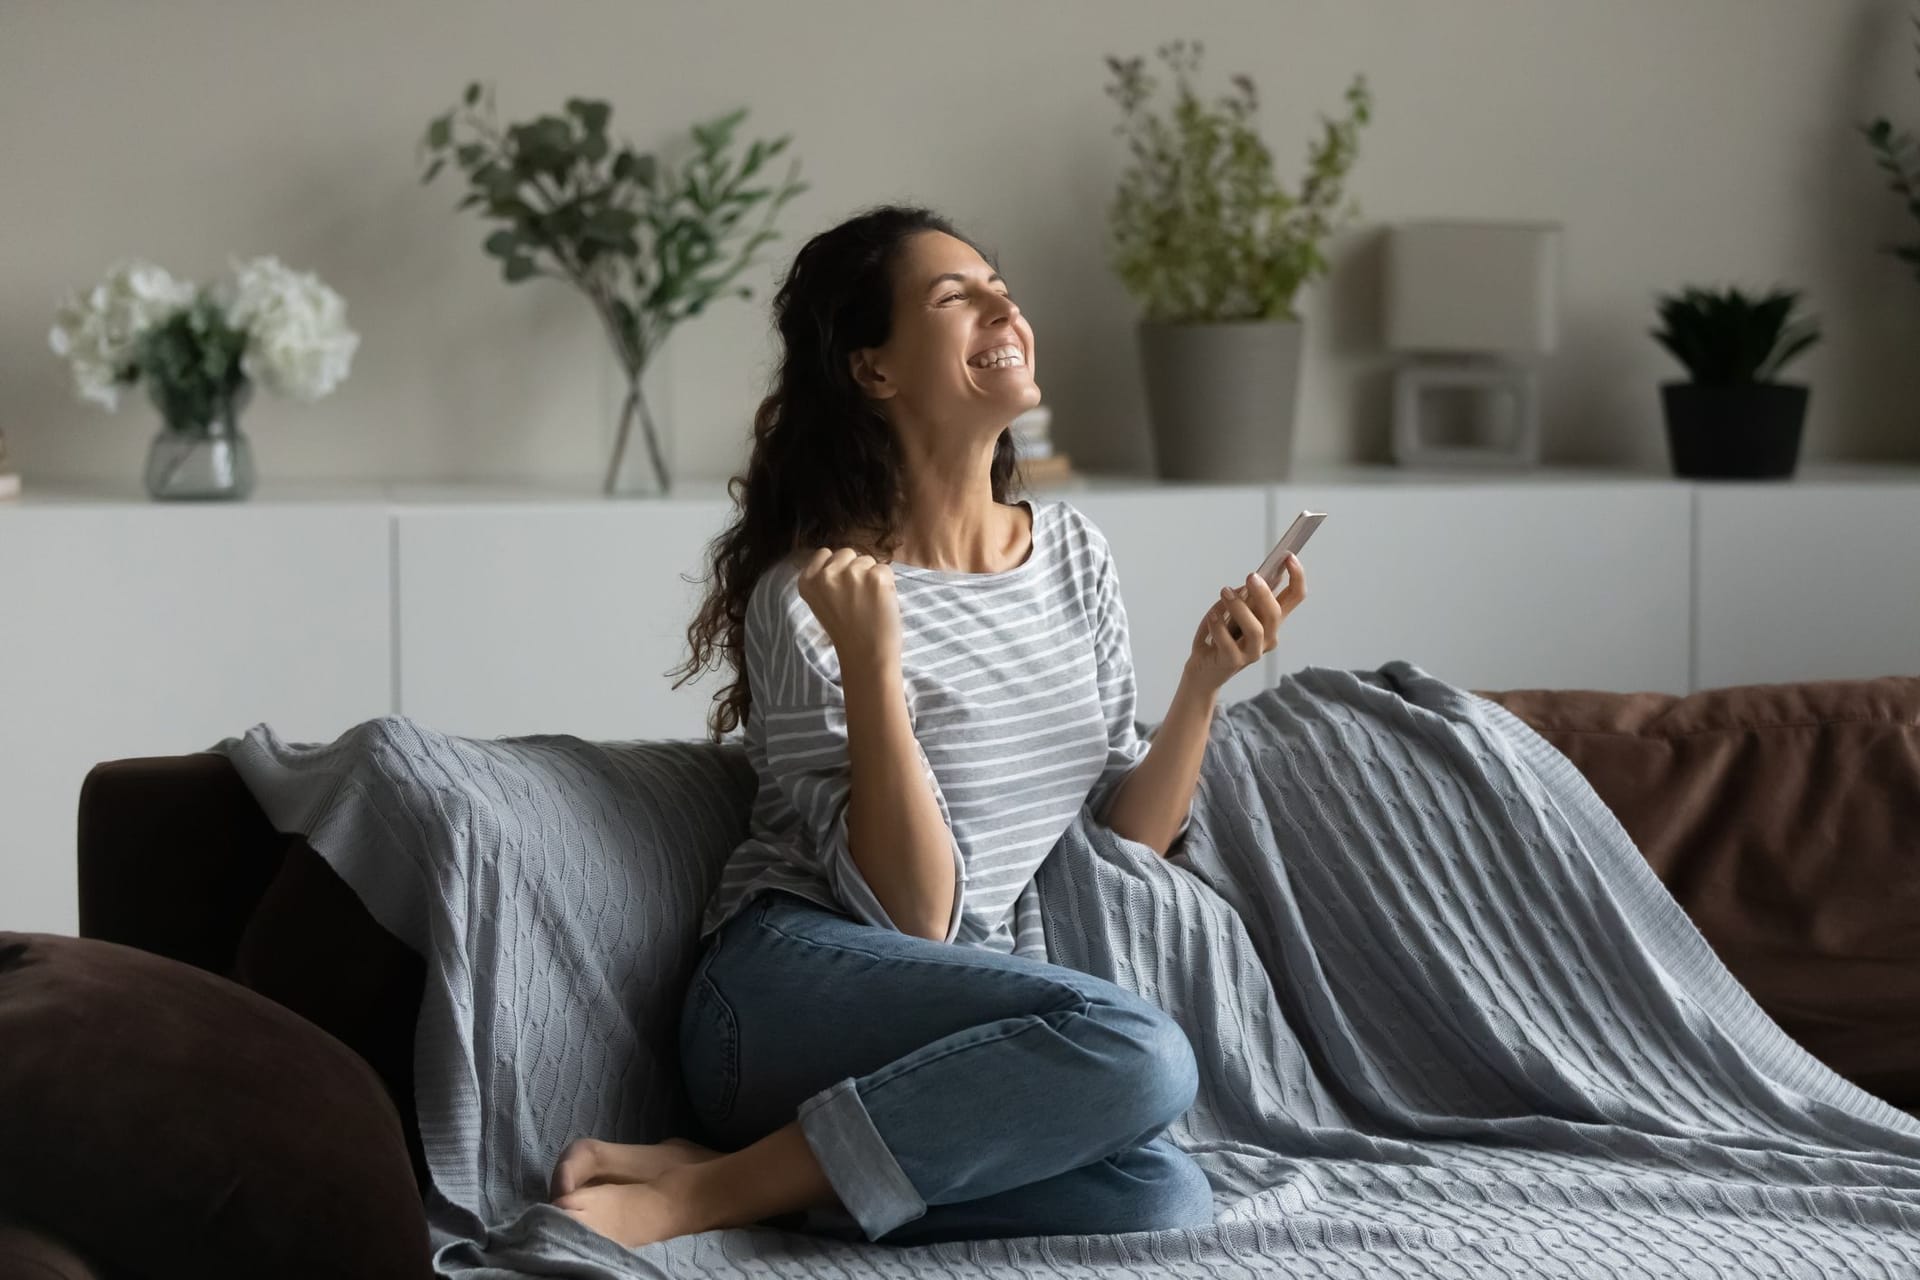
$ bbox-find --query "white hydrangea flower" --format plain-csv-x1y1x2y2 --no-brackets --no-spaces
47,258,198,411
217,254,359,403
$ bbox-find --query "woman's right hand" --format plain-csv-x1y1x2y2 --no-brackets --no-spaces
797,547,902,672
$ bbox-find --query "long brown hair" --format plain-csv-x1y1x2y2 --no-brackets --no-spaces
668,204,1024,741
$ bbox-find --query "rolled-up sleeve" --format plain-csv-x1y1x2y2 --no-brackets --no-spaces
1083,542,1194,843
749,572,968,941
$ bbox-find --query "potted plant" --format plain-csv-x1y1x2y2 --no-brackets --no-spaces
1104,40,1370,481
419,84,808,496
1650,285,1821,479
1861,6,1920,286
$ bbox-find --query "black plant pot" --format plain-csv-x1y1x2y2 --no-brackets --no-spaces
1659,382,1808,479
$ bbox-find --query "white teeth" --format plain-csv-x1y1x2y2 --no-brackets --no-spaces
969,345,1024,369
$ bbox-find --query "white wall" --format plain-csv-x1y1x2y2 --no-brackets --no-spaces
4,0,1918,491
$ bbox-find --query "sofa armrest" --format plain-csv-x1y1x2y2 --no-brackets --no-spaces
77,753,291,976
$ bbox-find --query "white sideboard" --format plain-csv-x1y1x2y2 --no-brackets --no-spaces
4,461,1916,933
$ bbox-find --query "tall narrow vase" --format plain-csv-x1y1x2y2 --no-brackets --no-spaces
604,361,673,498
144,380,256,501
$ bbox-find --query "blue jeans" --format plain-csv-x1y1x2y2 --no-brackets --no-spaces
677,890,1213,1244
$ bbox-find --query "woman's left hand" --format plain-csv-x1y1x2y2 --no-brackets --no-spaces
1183,554,1306,692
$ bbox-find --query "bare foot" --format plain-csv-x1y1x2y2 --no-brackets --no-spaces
549,1136,722,1200
552,1169,705,1249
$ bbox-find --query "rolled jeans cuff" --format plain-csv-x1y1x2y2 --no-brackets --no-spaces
796,1076,926,1239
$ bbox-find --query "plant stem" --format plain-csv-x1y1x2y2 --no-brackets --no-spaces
603,382,639,496
636,378,671,493
600,377,670,496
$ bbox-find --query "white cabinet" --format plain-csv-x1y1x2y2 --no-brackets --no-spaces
0,491,392,933
5,463,1916,934
1695,471,1920,689
394,492,737,742
1064,485,1271,716
1265,473,1694,695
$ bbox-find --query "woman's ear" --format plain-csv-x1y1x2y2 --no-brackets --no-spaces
848,348,898,402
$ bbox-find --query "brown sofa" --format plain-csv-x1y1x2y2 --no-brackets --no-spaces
2,673,1917,1278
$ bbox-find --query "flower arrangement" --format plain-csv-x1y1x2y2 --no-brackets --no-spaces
48,255,359,428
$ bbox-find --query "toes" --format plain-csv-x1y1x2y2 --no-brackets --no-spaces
549,1137,601,1201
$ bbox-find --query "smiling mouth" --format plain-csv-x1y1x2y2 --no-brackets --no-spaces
967,344,1027,371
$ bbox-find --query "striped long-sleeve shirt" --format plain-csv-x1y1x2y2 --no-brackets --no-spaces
696,496,1193,958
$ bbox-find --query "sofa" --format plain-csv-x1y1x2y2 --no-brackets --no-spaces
2,672,1917,1279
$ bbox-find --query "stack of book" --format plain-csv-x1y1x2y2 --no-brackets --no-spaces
1009,405,1076,487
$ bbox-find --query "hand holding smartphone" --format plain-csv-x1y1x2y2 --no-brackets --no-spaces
1222,510,1324,643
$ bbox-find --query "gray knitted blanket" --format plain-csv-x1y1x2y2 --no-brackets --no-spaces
208,661,1920,1278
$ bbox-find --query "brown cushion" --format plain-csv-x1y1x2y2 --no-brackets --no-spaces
1476,676,1920,1108
0,933,430,1280
0,1221,110,1280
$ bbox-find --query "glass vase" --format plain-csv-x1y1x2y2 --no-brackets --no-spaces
603,357,673,498
143,380,256,501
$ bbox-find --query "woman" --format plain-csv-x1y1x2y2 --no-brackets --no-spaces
546,205,1306,1249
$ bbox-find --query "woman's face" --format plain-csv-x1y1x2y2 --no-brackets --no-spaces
850,230,1041,433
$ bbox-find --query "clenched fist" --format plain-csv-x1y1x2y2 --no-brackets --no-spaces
796,546,903,673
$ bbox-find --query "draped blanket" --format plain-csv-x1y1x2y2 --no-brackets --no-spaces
208,661,1920,1278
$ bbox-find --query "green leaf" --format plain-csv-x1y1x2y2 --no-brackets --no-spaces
428,113,452,150
566,98,612,135
421,157,446,185
465,81,482,106
504,256,538,282
484,229,521,258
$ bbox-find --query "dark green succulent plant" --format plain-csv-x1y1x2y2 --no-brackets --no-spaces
1650,286,1822,386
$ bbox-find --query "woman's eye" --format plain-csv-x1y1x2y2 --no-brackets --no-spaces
942,291,1012,303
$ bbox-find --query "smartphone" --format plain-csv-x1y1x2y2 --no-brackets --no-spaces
1255,510,1326,588
1220,510,1326,643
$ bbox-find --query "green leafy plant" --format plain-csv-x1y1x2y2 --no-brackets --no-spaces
1104,40,1371,324
419,83,808,494
1650,286,1822,386
136,296,252,429
1862,7,1920,285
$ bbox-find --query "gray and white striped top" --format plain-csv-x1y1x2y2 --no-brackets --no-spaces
697,496,1191,957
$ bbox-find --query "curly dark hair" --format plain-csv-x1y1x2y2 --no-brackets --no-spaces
667,203,1027,742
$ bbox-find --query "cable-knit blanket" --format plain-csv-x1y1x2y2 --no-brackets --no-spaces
207,660,1920,1278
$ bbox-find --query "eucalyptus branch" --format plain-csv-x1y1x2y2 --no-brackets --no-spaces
419,83,808,493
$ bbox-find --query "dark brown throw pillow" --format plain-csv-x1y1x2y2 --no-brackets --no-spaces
1477,675,1920,1109
0,932,430,1280
0,1219,110,1280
